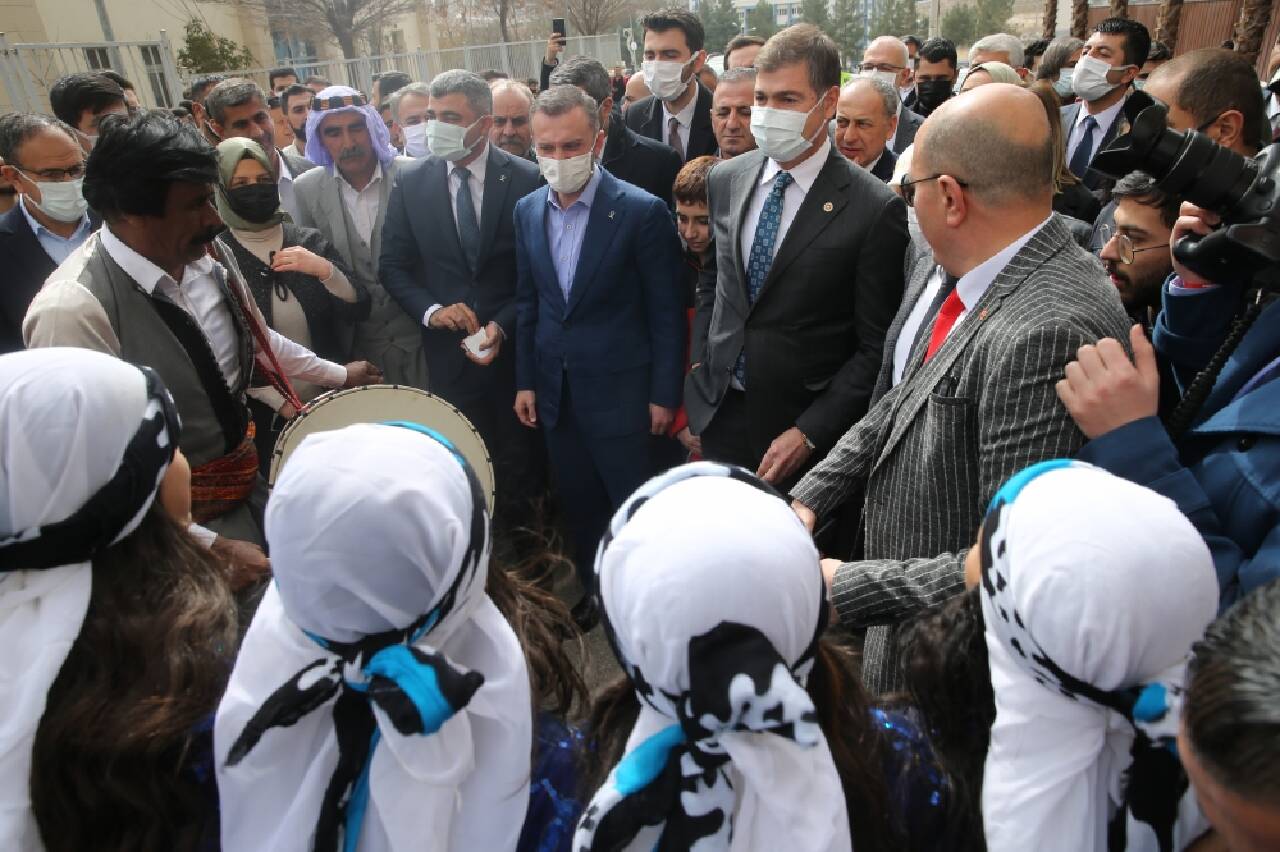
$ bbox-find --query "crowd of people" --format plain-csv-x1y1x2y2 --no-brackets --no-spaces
1,6,1280,852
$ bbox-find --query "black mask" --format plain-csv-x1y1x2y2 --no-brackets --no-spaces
226,183,281,224
916,80,954,112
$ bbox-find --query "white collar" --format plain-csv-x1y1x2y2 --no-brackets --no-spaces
451,143,489,182
17,195,90,240
336,161,383,195
99,225,215,296
760,136,831,194
277,151,295,183
951,213,1054,310
1076,95,1126,134
662,86,699,128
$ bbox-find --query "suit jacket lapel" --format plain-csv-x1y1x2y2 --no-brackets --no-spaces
477,147,510,270
753,150,850,307
643,98,662,140
690,85,714,154
566,174,623,317
529,189,564,311
728,153,766,296
873,217,1072,470
429,158,467,267
371,161,396,265
318,173,352,263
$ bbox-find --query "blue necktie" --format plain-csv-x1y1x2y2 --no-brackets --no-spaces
734,170,793,388
1068,115,1098,180
454,166,481,272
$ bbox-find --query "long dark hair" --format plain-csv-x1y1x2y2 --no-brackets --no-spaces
583,638,898,852
897,588,994,851
30,503,237,852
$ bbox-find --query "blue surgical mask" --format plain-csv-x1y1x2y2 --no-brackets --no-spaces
1054,68,1075,99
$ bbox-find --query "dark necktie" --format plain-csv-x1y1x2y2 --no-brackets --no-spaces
668,116,685,162
453,166,481,272
733,171,793,388
1068,115,1098,180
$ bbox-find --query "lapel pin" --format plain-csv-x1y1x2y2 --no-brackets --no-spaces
822,201,834,212
978,308,989,321
609,210,616,219
499,174,506,182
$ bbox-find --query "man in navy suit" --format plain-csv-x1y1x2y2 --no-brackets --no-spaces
381,70,545,535
0,114,97,353
515,85,684,625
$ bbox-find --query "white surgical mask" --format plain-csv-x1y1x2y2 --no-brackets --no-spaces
750,99,825,164
425,117,481,162
1054,67,1075,98
20,173,87,223
402,122,430,158
539,150,594,194
642,57,693,102
1072,54,1128,103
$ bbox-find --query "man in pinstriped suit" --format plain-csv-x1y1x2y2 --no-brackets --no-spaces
790,83,1131,694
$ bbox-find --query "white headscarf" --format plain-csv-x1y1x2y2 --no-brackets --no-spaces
978,460,1218,852
576,462,851,852
0,348,180,851
215,422,531,852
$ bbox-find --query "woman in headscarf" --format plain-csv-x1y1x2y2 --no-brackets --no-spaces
957,60,1024,93
215,422,534,851
0,348,237,852
213,137,370,472
900,459,1219,852
577,462,949,852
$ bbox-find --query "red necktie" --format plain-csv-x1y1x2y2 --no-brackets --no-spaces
923,288,965,363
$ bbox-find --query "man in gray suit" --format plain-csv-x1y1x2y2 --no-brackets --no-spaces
687,24,908,491
790,83,1131,693
293,86,427,389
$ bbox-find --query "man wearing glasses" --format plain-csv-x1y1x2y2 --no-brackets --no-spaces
1098,171,1178,325
859,36,923,154
790,83,1131,694
0,114,95,353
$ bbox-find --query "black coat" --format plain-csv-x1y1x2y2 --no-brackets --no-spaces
602,113,682,209
0,203,99,354
624,83,717,162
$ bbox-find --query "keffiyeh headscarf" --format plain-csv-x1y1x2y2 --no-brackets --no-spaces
214,422,531,852
303,85,397,172
978,460,1218,852
576,462,851,852
0,348,181,849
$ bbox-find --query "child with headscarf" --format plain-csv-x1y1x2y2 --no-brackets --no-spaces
577,462,949,852
0,348,236,851
214,137,370,471
215,422,534,851
900,459,1219,852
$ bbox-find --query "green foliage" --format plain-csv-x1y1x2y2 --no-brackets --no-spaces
940,4,978,44
747,1,780,39
830,0,865,62
801,0,832,30
870,0,922,39
974,0,1015,38
701,0,743,54
176,18,256,74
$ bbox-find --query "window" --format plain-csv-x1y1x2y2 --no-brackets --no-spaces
83,47,110,70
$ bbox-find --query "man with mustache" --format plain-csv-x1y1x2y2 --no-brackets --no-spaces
1097,171,1177,325
24,112,380,576
293,85,427,388
280,83,315,165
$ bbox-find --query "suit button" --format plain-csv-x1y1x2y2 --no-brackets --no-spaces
1238,435,1257,451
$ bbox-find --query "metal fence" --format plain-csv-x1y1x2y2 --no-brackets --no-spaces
209,34,623,99
0,30,622,116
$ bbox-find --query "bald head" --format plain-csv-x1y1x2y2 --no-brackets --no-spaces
865,36,909,67
917,83,1052,206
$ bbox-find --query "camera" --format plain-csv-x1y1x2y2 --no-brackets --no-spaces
1092,99,1280,287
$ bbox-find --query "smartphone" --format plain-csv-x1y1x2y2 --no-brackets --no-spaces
552,18,567,46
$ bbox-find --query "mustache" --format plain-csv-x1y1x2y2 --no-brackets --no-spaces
338,146,366,160
192,225,225,248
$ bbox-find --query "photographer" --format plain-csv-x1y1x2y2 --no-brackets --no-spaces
1056,200,1280,609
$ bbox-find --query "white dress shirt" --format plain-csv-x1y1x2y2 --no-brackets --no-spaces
337,161,383,247
739,136,831,268
1066,96,1125,166
891,214,1053,386
424,145,489,327
17,195,93,265
276,152,301,224
662,87,698,156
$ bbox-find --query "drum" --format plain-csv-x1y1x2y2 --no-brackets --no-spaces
269,385,496,512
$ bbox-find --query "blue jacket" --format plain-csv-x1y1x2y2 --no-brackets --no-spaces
1078,281,1280,608
514,167,685,437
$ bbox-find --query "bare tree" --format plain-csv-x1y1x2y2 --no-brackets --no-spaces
1154,0,1184,52
1071,0,1088,38
257,0,422,59
1109,0,1128,18
1233,0,1274,65
566,0,631,36
1042,0,1057,40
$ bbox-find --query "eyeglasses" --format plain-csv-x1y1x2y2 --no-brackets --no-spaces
898,172,969,207
1098,226,1168,265
10,163,85,182
859,62,905,73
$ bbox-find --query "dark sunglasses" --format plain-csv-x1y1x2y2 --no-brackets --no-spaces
898,172,970,207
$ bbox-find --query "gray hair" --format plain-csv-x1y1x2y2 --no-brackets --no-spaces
846,74,900,117
970,33,1025,69
428,69,492,117
532,84,601,135
1036,37,1085,82
0,113,78,162
389,81,431,123
718,67,757,87
548,56,611,106
490,78,534,105
204,78,266,125
918,104,1052,204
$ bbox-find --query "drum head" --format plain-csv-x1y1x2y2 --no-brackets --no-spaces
269,385,496,512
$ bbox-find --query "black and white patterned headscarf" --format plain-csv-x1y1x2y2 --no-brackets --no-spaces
0,348,180,848
575,462,852,852
978,460,1218,852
